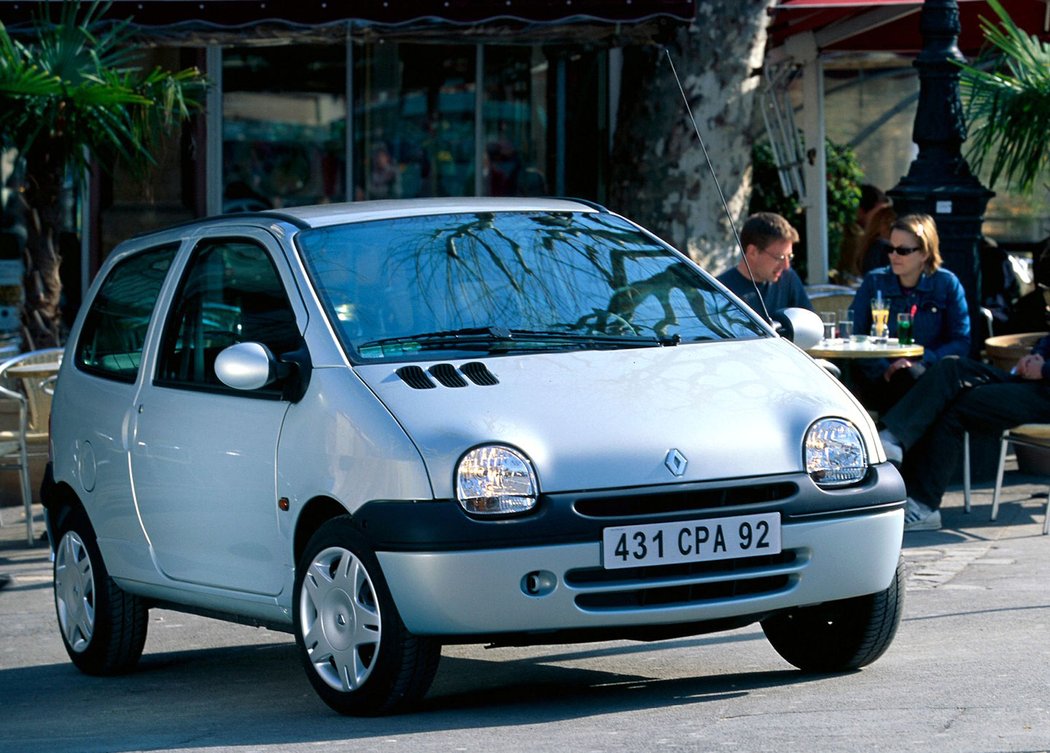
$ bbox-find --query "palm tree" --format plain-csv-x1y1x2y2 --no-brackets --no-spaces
958,0,1050,195
0,1,206,348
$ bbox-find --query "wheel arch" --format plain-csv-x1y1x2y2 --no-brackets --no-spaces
40,468,89,546
293,495,355,564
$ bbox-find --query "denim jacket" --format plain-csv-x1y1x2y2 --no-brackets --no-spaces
849,266,971,380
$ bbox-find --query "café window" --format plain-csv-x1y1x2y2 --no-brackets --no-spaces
213,42,594,209
481,47,549,197
222,45,347,211
354,43,476,199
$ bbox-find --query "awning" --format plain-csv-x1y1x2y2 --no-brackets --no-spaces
0,0,696,24
0,0,697,46
769,0,1050,56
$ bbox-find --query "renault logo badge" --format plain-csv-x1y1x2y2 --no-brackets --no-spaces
665,449,688,477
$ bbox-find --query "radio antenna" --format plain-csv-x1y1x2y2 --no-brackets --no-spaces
664,49,772,324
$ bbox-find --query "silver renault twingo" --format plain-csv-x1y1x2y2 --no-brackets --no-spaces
44,198,905,715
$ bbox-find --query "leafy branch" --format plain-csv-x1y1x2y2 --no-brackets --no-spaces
957,0,1050,194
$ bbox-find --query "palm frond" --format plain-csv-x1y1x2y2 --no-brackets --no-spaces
957,0,1050,194
0,22,56,88
0,0,207,173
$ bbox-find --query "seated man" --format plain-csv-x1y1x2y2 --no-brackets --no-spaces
878,334,1050,531
717,212,812,319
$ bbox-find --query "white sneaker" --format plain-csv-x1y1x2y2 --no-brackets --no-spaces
904,498,942,531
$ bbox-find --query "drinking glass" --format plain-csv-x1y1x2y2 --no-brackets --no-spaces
820,312,836,342
871,300,889,342
897,312,914,345
839,309,854,341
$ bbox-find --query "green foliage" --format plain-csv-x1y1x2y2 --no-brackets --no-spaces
825,141,864,270
750,139,863,283
0,0,208,177
958,0,1050,194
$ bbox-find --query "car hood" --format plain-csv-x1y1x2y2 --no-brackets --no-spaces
353,339,874,498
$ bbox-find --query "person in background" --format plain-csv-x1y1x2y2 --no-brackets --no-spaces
849,213,970,413
878,334,1050,531
979,235,1021,338
837,184,889,285
859,204,897,275
717,212,811,319
1005,241,1050,334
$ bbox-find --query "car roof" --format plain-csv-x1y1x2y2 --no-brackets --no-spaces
266,197,606,228
123,197,608,246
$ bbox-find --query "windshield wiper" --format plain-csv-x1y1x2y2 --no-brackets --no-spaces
357,326,672,352
358,327,514,351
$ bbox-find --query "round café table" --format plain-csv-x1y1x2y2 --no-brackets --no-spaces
806,338,924,360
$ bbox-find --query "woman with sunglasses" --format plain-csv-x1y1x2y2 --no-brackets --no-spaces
848,213,971,413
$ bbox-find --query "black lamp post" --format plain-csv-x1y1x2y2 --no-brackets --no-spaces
888,0,993,336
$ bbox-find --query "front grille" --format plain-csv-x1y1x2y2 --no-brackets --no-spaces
567,550,799,611
573,482,798,518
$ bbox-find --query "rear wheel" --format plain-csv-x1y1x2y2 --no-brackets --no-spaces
53,508,148,674
294,517,441,715
761,556,905,672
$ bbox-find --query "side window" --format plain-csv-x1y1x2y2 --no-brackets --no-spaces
75,244,178,382
156,239,300,394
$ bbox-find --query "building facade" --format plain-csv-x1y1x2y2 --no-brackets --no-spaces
3,1,695,319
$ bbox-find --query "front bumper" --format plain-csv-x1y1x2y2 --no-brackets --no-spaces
378,506,904,638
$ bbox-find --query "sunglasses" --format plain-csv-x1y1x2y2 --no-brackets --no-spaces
888,245,922,256
762,248,794,264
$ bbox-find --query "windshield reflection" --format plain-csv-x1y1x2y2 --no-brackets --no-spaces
296,211,765,360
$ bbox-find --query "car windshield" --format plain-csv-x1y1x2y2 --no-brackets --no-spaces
296,210,767,361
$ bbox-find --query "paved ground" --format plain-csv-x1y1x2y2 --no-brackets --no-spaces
1,466,1048,753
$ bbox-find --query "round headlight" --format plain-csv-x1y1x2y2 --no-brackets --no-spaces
456,445,538,515
805,418,867,487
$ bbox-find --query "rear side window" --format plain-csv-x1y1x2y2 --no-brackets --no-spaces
155,239,300,395
75,244,178,382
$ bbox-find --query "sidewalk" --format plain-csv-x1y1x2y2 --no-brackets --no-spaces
0,502,51,593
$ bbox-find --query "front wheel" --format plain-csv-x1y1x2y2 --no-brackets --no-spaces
761,556,905,672
294,517,441,715
53,507,148,675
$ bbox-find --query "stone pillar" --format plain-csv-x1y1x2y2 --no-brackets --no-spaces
887,0,993,341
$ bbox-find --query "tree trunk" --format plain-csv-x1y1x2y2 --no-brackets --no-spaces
20,144,66,350
609,0,776,273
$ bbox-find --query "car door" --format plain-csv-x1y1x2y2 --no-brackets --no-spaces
57,243,181,560
129,229,305,596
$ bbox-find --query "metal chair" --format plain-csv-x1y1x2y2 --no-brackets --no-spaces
808,291,856,320
0,382,32,544
963,425,1050,535
990,425,1050,535
0,347,64,545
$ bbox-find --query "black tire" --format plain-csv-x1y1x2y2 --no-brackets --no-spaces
294,516,441,716
761,555,905,672
53,506,148,675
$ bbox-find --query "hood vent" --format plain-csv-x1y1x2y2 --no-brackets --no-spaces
429,363,468,388
395,362,500,390
461,361,499,386
396,365,437,389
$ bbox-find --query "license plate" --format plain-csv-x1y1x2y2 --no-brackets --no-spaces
602,512,781,570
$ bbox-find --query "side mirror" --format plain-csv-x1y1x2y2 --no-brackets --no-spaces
772,307,823,350
215,342,279,391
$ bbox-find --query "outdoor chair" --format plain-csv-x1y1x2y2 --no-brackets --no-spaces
0,347,64,545
807,286,855,321
0,381,31,544
963,425,1050,535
